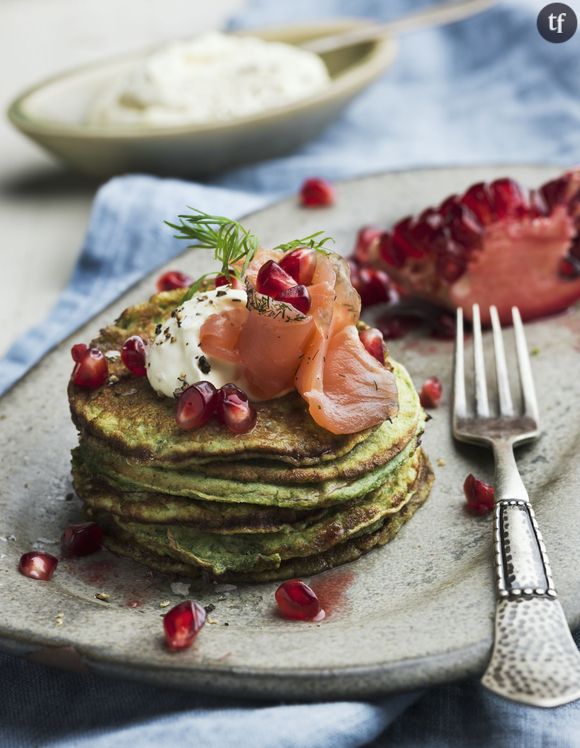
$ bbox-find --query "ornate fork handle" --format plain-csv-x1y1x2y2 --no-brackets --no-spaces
482,497,580,707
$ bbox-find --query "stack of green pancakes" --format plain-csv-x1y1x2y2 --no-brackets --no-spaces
69,290,434,583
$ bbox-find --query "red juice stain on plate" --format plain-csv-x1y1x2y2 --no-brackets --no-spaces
62,558,118,586
310,569,355,616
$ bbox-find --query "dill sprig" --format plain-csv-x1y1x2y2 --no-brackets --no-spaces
165,209,335,300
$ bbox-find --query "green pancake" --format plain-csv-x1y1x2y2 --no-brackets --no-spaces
101,457,433,583
68,288,380,466
100,450,425,576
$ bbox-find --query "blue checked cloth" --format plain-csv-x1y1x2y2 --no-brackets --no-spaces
2,0,580,745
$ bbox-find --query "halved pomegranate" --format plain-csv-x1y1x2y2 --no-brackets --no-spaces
419,377,443,408
279,248,317,286
359,328,385,365
276,285,311,314
156,270,193,293
61,522,103,557
176,382,217,430
464,474,495,515
71,346,108,389
300,177,335,208
366,170,580,324
163,600,207,651
275,579,323,621
216,384,257,434
121,336,147,377
18,552,58,581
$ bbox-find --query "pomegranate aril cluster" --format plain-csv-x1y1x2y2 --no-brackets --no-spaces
256,251,314,314
176,381,257,434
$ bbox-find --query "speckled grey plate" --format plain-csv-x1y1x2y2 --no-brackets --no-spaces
1,166,579,700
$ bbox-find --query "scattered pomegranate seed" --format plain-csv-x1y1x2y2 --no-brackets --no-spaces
163,600,207,651
215,273,243,290
279,248,317,286
156,270,194,293
356,267,392,307
61,522,103,557
121,336,147,377
256,260,296,298
71,346,108,389
419,377,443,408
464,474,495,515
216,383,257,434
359,328,385,365
18,552,58,581
176,381,218,430
275,579,323,621
352,226,381,264
276,284,311,314
300,177,335,208
71,343,89,362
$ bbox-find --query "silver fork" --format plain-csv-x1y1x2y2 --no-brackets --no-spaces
453,304,580,708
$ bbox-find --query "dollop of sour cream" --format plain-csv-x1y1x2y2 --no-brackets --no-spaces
88,31,330,127
146,287,247,398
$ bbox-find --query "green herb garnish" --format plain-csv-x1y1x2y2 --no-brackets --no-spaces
165,210,335,301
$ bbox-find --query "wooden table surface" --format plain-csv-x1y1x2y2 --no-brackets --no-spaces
0,0,241,359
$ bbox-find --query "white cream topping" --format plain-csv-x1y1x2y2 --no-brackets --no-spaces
146,287,247,398
87,31,330,127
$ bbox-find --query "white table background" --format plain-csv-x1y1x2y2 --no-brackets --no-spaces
0,0,242,358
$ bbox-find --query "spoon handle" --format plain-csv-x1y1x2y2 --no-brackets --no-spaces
301,0,495,55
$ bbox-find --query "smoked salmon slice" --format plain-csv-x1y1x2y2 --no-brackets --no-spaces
201,248,399,434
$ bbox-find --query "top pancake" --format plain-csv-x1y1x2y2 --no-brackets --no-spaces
68,289,398,465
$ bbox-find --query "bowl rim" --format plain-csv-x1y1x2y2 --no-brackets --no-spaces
7,19,397,141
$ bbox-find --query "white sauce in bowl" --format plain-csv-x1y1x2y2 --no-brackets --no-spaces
87,32,330,127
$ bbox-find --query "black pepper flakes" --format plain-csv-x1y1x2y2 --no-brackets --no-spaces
198,356,211,375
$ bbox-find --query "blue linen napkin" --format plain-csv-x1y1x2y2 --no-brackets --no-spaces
2,0,580,745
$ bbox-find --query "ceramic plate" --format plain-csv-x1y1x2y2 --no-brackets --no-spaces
7,21,396,179
1,166,579,700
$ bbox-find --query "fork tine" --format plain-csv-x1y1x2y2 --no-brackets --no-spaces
490,306,514,416
512,307,539,422
454,308,467,417
472,304,490,417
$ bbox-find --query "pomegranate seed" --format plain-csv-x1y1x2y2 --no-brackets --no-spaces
276,284,311,314
559,257,580,279
352,226,381,264
540,176,569,210
71,343,89,362
489,178,528,219
256,260,296,298
176,381,218,430
18,552,58,581
216,384,257,434
441,202,482,247
163,600,207,651
300,177,335,208
279,248,317,286
419,376,443,408
156,270,194,293
71,346,108,389
378,233,406,268
359,328,385,365
61,522,103,557
464,473,495,515
215,273,243,290
356,267,392,307
460,182,496,225
121,336,147,377
392,217,426,259
275,579,322,621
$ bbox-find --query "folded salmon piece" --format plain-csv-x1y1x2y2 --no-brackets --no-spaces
200,247,399,434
